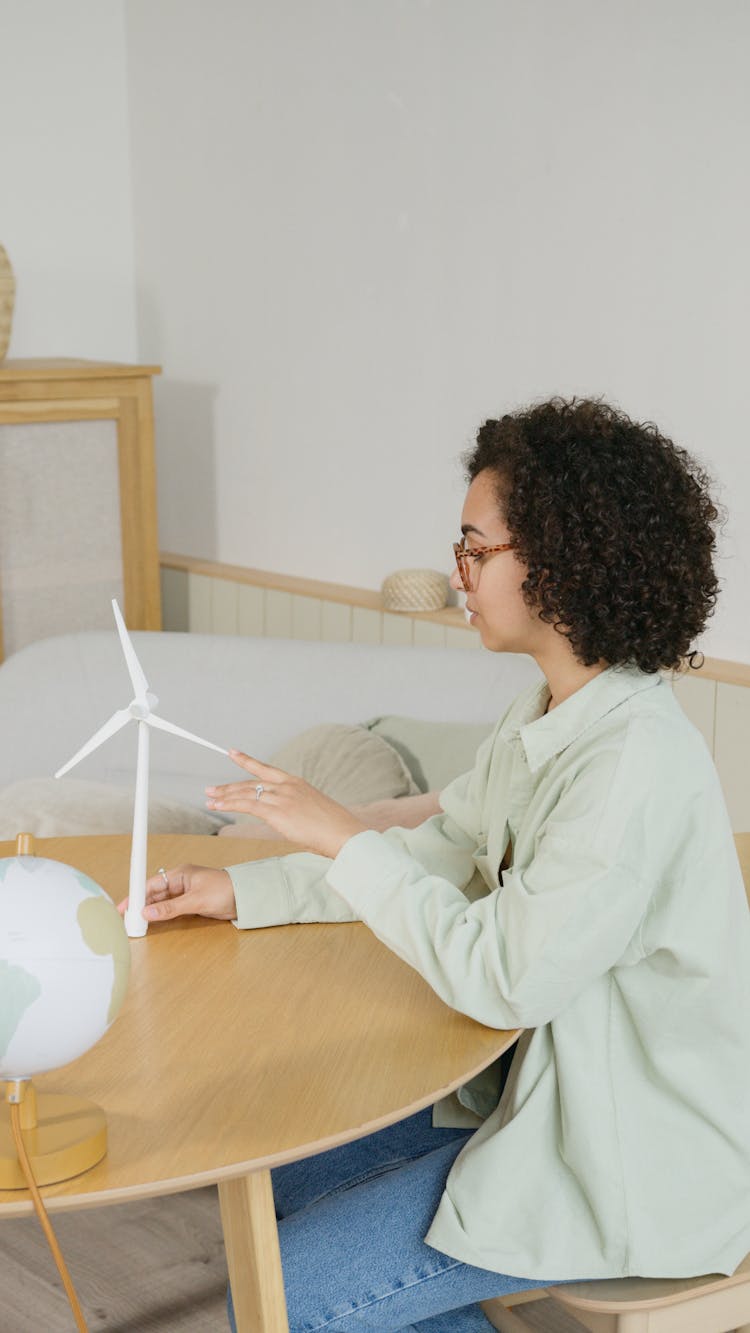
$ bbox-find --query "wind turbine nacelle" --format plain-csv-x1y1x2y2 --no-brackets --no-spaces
128,693,159,720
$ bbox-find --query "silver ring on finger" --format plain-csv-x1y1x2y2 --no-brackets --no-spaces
158,867,169,889
255,783,265,801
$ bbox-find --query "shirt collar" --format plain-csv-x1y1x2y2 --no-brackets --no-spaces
500,665,662,774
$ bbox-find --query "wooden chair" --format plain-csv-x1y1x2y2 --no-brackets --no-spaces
482,834,750,1333
482,1255,750,1332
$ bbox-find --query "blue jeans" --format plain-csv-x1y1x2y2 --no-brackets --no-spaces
226,1107,566,1332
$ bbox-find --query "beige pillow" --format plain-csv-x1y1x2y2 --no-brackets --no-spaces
0,777,224,840
230,723,419,827
363,715,494,793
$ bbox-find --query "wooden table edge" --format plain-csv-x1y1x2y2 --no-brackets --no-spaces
0,1030,520,1216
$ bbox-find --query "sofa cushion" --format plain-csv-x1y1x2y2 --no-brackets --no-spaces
0,777,224,840
363,715,494,793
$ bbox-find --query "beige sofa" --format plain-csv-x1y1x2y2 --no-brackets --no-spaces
0,630,541,839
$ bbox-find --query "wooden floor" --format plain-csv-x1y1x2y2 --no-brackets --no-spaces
0,1187,228,1331
0,1186,590,1331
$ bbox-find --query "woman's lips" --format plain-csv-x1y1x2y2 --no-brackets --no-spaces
464,606,479,625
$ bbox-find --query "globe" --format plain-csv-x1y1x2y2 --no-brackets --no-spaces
0,854,130,1080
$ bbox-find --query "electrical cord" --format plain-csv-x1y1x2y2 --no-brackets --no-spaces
9,1102,88,1332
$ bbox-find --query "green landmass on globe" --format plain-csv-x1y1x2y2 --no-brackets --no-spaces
0,960,41,1062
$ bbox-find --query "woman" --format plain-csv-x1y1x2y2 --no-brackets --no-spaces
133,398,750,1333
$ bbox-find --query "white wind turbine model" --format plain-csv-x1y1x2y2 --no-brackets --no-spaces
55,600,228,938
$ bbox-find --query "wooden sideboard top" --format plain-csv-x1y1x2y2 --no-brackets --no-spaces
0,359,161,381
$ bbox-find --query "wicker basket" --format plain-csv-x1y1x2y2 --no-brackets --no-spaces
0,245,16,361
381,568,449,613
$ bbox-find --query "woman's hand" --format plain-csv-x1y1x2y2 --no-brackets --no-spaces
206,750,368,859
117,864,237,922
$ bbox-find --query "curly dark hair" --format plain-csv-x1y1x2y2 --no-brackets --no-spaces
463,398,722,674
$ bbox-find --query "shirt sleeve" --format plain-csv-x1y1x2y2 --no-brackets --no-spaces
325,827,654,1030
228,851,355,928
227,806,484,929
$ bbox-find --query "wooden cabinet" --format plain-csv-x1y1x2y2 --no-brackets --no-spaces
0,359,162,660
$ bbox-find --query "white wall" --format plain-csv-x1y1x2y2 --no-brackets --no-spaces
0,1,137,361
123,0,750,663
4,0,734,662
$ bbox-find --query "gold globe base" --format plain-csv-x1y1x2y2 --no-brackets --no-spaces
0,1082,107,1189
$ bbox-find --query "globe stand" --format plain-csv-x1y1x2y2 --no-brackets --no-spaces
1,1080,107,1189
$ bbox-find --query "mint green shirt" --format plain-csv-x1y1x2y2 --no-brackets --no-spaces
228,666,750,1280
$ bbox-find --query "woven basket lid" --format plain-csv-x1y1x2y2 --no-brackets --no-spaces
381,568,449,613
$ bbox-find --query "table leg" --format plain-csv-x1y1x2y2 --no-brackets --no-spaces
218,1168,289,1332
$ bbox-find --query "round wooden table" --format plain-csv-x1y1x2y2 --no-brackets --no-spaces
0,834,519,1331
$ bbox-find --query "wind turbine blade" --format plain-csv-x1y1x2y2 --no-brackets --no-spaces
146,713,229,755
112,599,151,700
54,710,132,778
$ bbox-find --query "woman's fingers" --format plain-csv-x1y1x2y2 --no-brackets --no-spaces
206,779,276,799
228,749,288,782
205,753,301,812
119,865,237,923
116,865,187,916
205,754,365,857
206,785,283,808
206,761,304,811
144,867,187,901
143,892,196,921
147,865,236,921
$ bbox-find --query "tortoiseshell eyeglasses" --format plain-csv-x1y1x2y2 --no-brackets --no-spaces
453,539,515,593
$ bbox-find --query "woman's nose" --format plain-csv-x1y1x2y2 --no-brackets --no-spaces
449,566,463,592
